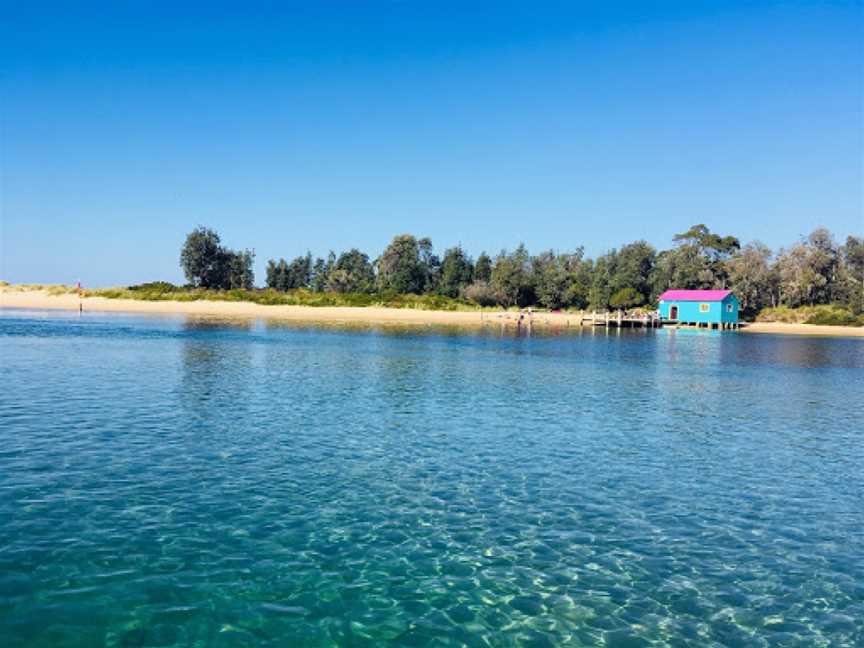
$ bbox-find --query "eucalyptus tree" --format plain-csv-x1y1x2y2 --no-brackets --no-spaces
438,246,474,298
589,253,615,309
532,249,585,309
727,242,776,314
652,224,739,293
181,227,255,289
491,244,533,307
474,252,492,282
327,249,376,293
266,254,311,290
227,250,256,290
377,234,428,294
610,241,655,303
840,236,864,313
180,227,226,288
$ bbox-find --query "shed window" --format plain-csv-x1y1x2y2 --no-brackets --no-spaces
726,303,733,313
699,303,710,313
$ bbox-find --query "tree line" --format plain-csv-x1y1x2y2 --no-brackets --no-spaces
180,225,864,316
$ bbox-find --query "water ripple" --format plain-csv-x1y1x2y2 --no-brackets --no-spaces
1,311,863,646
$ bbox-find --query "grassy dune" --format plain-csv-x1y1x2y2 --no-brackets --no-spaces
756,305,864,327
84,283,482,312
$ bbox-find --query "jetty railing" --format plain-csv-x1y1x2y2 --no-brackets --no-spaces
580,310,662,329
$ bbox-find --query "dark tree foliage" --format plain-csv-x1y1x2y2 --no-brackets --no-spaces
418,237,441,294
611,241,655,303
182,225,861,317
438,247,474,298
491,244,534,307
377,235,428,294
180,227,224,288
474,252,492,282
532,251,571,309
726,242,776,316
840,236,864,314
328,249,375,293
180,227,254,289
310,257,330,292
227,249,256,290
266,254,312,291
666,223,740,290
610,287,643,308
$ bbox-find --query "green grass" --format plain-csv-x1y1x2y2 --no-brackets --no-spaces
756,305,864,327
86,284,484,311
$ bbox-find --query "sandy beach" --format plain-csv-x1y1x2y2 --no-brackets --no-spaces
739,322,864,337
0,289,576,329
2,289,863,337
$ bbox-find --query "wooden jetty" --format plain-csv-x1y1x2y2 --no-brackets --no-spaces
581,310,662,329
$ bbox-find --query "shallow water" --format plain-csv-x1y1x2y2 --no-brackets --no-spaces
1,310,862,647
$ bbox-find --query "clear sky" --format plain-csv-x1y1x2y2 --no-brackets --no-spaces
2,1,862,286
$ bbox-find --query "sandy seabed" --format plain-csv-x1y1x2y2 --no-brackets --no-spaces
2,290,862,338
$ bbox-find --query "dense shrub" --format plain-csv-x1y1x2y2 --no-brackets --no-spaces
460,281,498,307
128,281,177,293
756,305,863,327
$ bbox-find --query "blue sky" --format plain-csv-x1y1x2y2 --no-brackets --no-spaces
2,1,862,286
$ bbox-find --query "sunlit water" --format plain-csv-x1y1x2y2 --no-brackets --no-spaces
1,310,862,647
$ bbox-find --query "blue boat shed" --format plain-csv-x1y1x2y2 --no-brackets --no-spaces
658,289,739,329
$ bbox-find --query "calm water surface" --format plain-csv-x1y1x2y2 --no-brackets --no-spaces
1,310,862,647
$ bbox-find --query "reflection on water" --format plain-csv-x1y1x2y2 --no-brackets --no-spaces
1,310,863,647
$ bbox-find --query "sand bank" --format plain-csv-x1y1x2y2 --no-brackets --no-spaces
3,290,863,337
739,322,864,338
0,289,577,329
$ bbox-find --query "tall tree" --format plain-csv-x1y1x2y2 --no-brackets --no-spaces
327,249,375,293
532,250,582,309
265,258,290,291
474,252,492,282
438,247,474,298
654,224,740,293
610,241,655,305
285,253,312,289
310,257,329,292
565,257,593,309
418,237,441,293
726,242,776,315
180,227,254,289
774,229,841,307
840,236,864,313
377,235,427,294
589,252,615,309
180,227,225,288
227,250,255,290
491,244,533,307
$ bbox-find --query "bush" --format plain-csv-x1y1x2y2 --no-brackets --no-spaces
460,281,498,307
757,305,863,327
804,305,862,326
89,285,477,311
610,287,644,308
127,281,177,293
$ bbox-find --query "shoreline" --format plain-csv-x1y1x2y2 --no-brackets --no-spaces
737,321,864,337
2,290,863,338
0,289,569,329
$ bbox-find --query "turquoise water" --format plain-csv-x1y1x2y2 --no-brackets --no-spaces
1,310,862,647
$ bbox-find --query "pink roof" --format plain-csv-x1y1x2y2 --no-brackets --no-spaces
658,289,732,302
